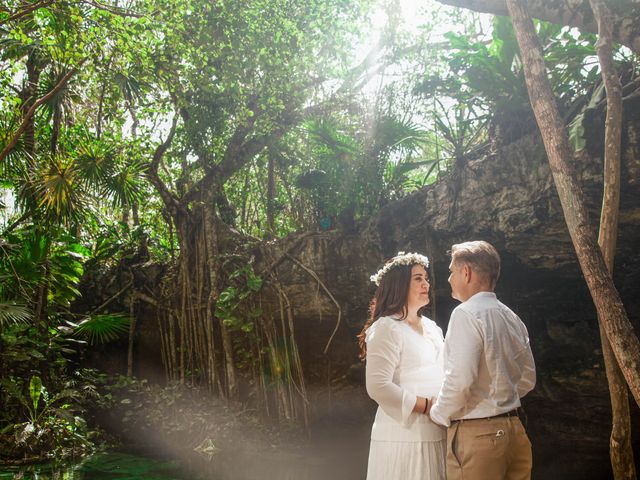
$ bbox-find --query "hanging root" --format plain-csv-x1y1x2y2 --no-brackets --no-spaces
284,254,342,355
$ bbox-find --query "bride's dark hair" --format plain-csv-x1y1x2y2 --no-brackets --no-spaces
357,263,429,360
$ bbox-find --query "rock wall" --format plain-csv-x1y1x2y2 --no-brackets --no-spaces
80,96,640,479
256,96,640,479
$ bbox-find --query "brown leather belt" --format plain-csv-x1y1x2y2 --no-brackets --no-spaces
451,408,520,423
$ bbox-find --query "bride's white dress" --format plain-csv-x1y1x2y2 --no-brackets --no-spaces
365,316,446,480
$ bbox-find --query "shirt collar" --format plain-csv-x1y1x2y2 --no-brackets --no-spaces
467,291,496,302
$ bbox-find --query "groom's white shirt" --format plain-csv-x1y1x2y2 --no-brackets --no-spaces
430,292,536,427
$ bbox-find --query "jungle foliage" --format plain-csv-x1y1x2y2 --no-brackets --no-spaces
0,0,635,462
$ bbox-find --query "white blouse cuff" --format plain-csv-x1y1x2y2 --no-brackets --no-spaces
401,390,416,425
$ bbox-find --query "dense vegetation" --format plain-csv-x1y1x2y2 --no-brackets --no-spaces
1,0,635,463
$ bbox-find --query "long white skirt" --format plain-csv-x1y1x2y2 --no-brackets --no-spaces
366,438,446,480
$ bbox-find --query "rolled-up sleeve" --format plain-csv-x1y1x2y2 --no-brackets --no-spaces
430,308,483,427
517,333,536,397
365,320,416,424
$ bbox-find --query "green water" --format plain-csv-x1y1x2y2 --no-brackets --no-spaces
0,452,195,480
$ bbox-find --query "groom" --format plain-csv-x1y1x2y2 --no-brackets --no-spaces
429,241,536,480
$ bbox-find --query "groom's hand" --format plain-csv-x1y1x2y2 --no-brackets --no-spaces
426,397,436,417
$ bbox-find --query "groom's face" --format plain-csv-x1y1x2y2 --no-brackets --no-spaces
448,259,465,301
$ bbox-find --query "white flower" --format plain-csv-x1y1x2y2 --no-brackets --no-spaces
370,252,430,286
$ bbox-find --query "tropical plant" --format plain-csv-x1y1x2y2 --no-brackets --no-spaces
0,302,31,328
4,0,629,447
215,265,263,334
73,313,131,345
0,375,93,460
0,227,87,306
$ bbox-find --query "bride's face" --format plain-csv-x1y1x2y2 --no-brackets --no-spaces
406,264,430,312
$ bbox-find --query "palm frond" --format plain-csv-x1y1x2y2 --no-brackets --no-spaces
304,119,360,155
37,67,76,123
74,313,130,344
0,114,31,178
373,115,428,156
31,154,86,224
390,159,438,179
113,72,147,104
74,138,117,188
0,302,32,328
103,158,147,208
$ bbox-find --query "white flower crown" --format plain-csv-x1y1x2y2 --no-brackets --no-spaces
370,251,430,286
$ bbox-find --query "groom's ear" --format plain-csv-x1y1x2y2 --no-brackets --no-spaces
463,264,472,283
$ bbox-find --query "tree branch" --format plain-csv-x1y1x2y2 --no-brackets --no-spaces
180,124,284,207
589,0,636,478
0,64,81,163
438,0,640,54
1,210,30,237
259,231,316,276
77,0,145,18
0,0,55,27
88,280,133,315
146,112,180,215
285,254,342,355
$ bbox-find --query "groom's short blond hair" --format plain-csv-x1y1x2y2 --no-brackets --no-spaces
451,241,501,289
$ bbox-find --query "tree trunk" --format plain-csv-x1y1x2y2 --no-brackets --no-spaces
203,205,234,397
20,52,44,155
1,66,79,164
267,151,276,234
33,258,50,328
132,202,140,226
220,322,237,397
589,1,636,478
505,0,640,406
127,297,136,377
146,115,226,393
50,103,61,155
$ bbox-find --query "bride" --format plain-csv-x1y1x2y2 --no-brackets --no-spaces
358,252,446,480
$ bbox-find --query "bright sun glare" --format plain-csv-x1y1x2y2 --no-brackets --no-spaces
358,0,430,60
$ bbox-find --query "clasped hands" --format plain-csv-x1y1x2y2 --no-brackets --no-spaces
416,396,436,416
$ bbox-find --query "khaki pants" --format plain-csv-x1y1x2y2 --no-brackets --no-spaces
446,416,532,480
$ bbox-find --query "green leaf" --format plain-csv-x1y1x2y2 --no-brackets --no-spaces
29,376,43,413
218,288,237,303
568,113,586,152
27,349,46,360
74,313,130,344
1,333,18,345
0,303,32,327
